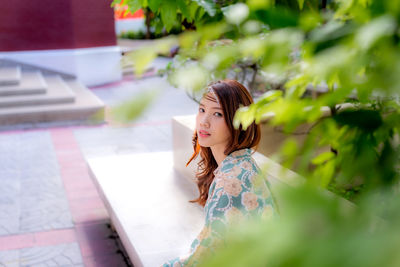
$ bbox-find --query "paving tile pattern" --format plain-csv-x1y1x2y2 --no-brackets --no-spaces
0,132,73,236
52,128,133,266
0,242,83,266
0,67,199,266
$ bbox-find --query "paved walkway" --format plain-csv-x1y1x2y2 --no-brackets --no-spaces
0,58,198,266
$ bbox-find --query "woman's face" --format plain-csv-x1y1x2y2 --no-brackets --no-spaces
196,92,231,151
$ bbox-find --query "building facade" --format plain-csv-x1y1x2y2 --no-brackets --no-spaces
0,0,121,86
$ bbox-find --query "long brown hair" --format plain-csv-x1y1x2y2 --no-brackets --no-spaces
187,79,261,207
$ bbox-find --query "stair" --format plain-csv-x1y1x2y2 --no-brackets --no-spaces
0,70,47,97
0,60,105,128
0,66,21,85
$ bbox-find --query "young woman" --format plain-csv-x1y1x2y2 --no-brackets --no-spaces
162,79,277,267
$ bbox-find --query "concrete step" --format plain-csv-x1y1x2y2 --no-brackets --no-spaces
0,66,21,86
0,73,75,108
0,79,104,126
0,70,46,97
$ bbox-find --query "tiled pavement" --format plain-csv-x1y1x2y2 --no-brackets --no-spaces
0,58,198,266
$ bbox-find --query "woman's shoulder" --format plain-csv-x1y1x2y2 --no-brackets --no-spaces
217,149,259,178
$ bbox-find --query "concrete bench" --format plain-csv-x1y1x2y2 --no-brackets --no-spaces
87,151,204,267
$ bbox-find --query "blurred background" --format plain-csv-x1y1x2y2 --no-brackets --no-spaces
0,0,400,266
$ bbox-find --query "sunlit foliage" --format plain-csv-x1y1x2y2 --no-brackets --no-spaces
115,1,400,265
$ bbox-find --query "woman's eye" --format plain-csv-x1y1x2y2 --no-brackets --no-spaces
214,112,223,117
199,108,205,113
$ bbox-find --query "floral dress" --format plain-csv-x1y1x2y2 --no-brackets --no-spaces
162,148,277,267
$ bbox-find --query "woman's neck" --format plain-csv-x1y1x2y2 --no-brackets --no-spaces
211,145,228,166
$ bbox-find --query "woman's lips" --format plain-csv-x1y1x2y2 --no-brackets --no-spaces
198,130,211,138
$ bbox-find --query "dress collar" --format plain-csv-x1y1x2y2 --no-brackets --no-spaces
213,148,252,175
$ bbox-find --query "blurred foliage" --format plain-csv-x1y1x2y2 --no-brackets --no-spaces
197,184,400,267
110,89,160,123
117,0,400,197
112,0,236,35
118,30,146,40
117,0,400,265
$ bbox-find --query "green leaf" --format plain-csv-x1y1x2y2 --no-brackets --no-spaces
177,0,191,20
124,0,145,13
334,0,372,21
192,0,217,16
247,0,275,10
198,23,228,45
160,0,177,32
148,0,162,12
223,3,250,25
355,15,396,50
253,6,299,29
308,21,354,53
299,10,322,31
202,44,240,70
318,159,336,188
257,90,283,104
155,37,178,55
233,105,257,130
179,31,201,49
111,0,123,8
170,64,210,92
281,138,299,164
285,86,307,99
240,37,266,58
333,109,383,133
312,151,336,165
189,2,200,21
195,5,206,21
298,0,304,10
111,89,160,123
127,48,157,76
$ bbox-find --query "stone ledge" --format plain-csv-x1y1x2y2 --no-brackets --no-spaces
87,152,204,267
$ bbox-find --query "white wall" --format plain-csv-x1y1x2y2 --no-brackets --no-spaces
0,46,122,87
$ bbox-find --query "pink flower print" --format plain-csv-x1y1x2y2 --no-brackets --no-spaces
240,161,252,171
231,165,242,176
220,177,243,197
242,192,259,211
233,149,247,157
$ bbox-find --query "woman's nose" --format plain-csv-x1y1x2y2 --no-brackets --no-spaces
200,116,210,128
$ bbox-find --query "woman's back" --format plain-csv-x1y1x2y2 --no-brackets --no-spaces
206,148,275,223
163,148,276,267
